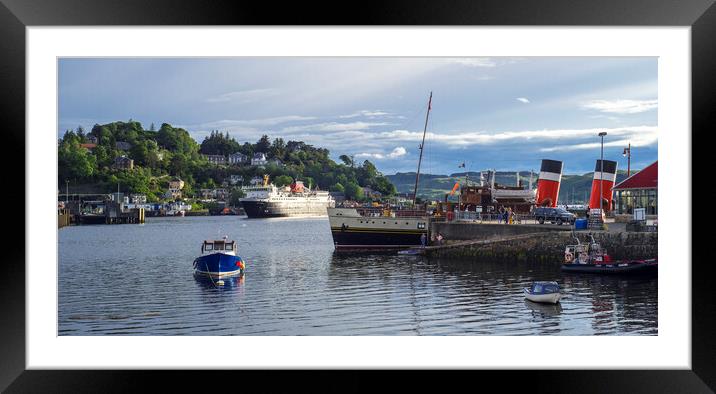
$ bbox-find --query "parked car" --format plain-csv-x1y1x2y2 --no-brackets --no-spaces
533,207,576,225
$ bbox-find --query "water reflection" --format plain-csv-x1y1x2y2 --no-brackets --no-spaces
59,216,657,335
193,274,245,291
525,300,563,317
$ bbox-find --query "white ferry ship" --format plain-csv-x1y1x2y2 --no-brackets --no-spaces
240,175,335,218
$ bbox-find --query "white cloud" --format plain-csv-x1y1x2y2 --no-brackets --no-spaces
187,116,316,129
333,125,658,152
282,121,391,133
445,58,497,68
356,146,408,160
516,97,530,104
205,88,280,103
539,131,658,152
388,146,407,158
581,99,658,114
339,110,394,119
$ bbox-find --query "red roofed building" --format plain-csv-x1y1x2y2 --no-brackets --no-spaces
613,160,657,215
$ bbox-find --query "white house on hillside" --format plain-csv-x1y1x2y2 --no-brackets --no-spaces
251,152,267,166
204,154,227,165
228,152,248,165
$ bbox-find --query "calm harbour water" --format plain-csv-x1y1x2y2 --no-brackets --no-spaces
58,216,657,335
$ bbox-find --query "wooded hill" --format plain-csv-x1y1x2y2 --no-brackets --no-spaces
58,121,396,202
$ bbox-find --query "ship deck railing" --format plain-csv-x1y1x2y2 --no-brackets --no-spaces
349,207,429,220
435,212,551,225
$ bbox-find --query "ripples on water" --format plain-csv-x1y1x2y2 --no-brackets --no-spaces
58,216,657,335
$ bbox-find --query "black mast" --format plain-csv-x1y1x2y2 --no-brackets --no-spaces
412,92,432,206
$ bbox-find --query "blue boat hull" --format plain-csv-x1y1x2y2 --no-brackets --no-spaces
193,253,244,278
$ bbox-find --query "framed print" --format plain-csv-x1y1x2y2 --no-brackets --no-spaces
2,0,714,391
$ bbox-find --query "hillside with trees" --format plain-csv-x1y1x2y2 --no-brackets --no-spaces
58,121,397,202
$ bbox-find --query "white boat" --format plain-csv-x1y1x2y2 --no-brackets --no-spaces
524,281,562,304
328,207,428,252
328,92,433,252
241,175,334,218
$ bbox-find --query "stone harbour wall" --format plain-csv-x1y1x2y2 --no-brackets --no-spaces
426,231,657,263
431,221,572,242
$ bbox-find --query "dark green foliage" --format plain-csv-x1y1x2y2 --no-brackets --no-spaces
200,130,241,156
255,134,271,153
58,139,96,181
229,189,245,207
273,175,293,187
344,181,363,200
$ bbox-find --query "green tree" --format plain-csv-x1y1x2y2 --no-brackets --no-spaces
58,138,96,181
344,182,363,201
339,154,353,167
229,188,245,207
273,175,293,187
200,130,241,155
76,126,86,142
270,137,287,160
373,176,397,196
255,135,271,153
130,141,149,166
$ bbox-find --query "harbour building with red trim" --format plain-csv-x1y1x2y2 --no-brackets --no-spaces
612,161,658,215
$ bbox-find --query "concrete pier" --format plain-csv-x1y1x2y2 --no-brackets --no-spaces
65,199,145,225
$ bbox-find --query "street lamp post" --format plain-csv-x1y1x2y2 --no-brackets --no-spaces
598,132,607,224
622,143,631,177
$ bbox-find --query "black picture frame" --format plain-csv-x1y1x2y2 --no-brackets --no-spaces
2,0,713,392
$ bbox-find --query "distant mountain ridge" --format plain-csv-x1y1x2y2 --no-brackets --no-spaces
386,170,631,203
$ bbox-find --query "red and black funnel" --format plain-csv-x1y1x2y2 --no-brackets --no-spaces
535,159,563,207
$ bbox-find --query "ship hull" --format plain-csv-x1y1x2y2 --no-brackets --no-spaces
328,208,427,252
330,228,424,251
241,200,332,218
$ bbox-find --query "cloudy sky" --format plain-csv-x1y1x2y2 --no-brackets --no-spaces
58,57,657,175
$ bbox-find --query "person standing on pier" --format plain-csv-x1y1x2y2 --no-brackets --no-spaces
420,233,427,248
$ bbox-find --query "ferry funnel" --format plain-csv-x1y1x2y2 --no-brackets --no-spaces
589,159,618,211
535,159,563,207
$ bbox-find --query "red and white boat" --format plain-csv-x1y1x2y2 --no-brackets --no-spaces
561,234,657,275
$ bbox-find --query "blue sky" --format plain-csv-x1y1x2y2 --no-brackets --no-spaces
58,57,657,175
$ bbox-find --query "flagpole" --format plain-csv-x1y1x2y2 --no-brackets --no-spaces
412,91,432,206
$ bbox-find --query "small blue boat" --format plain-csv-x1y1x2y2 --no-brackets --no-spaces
193,237,245,278
524,281,562,304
